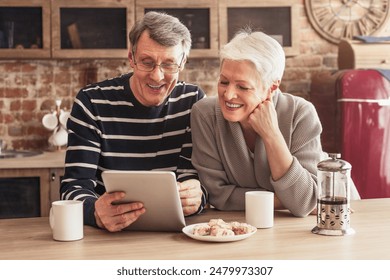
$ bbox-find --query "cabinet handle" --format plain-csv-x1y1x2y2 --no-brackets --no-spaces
51,172,56,181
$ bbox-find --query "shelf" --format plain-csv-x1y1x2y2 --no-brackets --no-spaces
219,0,300,57
51,0,135,59
136,0,219,58
0,0,51,59
0,0,299,59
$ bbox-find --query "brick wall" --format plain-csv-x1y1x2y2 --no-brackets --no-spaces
1,3,389,151
0,59,130,150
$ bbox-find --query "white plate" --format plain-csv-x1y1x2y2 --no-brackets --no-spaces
182,223,257,242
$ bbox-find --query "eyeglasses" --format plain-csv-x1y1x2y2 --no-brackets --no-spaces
132,52,185,74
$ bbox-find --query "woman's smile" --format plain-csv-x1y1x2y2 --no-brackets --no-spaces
225,101,243,109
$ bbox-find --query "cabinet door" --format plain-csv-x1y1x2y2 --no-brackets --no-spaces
219,0,300,57
0,169,50,217
0,177,40,218
136,0,219,58
51,0,135,58
0,0,50,58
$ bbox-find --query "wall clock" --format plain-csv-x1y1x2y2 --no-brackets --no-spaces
305,0,390,44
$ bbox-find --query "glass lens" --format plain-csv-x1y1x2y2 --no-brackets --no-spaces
160,64,179,73
139,61,154,71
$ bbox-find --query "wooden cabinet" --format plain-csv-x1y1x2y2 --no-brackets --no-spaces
136,0,219,58
219,0,300,56
0,151,65,218
0,0,300,59
0,0,134,59
0,167,64,217
0,0,51,58
51,0,135,59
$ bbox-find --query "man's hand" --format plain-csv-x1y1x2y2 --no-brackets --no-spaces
94,192,145,232
178,179,202,216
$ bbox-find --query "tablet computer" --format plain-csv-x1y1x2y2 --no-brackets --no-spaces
101,170,186,232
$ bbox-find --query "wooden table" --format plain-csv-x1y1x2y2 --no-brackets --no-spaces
0,198,389,260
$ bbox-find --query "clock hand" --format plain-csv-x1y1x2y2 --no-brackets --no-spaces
353,0,370,10
319,4,349,30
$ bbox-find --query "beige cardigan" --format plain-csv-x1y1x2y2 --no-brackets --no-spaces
191,91,360,217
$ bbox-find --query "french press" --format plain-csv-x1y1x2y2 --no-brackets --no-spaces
312,153,355,236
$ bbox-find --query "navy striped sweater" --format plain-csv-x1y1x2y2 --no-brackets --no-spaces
60,72,206,226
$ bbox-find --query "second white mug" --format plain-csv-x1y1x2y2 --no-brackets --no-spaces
245,191,274,229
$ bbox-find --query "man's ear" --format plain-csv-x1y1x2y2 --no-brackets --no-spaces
128,50,135,68
179,57,187,71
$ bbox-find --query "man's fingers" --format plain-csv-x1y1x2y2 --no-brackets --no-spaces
183,205,199,216
105,207,146,232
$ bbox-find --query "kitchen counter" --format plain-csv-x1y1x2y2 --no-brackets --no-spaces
0,150,65,169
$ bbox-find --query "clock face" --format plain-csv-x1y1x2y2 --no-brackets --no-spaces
305,0,390,44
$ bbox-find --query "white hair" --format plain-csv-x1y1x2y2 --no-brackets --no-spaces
219,29,285,89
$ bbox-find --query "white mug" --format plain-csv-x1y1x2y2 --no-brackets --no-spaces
245,191,274,228
42,112,58,131
59,110,70,127
50,127,68,147
49,200,84,241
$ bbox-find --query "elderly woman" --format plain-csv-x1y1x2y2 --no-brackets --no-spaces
191,29,359,217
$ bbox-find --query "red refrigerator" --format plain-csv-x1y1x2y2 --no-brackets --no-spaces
311,69,390,198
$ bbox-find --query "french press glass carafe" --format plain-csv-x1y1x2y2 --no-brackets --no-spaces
312,153,355,236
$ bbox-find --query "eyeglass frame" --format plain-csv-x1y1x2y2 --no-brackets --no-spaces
131,50,185,74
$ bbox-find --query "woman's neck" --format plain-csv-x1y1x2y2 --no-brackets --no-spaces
240,122,257,152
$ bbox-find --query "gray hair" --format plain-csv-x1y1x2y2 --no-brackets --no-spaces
220,28,285,89
129,11,192,58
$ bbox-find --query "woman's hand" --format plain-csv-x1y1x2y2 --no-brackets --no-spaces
94,192,145,232
248,96,279,141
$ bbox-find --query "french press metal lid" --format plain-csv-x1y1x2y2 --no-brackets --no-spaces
312,153,355,236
